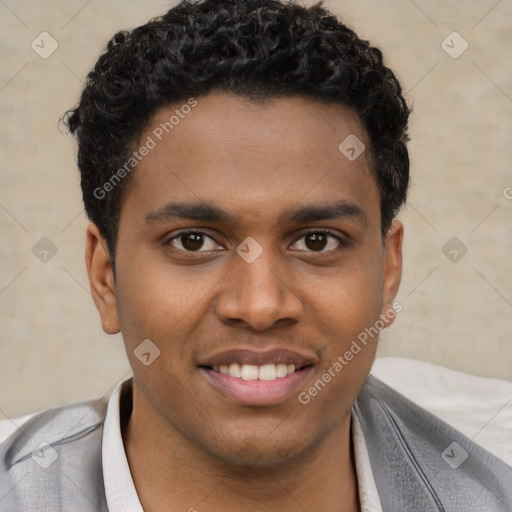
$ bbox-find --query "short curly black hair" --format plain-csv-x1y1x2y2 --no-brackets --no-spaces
65,0,410,261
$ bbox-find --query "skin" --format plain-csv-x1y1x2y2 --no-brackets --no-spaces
86,92,403,512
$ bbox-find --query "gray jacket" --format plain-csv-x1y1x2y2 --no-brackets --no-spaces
1,375,511,511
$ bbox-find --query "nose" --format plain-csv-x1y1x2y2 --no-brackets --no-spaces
216,251,304,331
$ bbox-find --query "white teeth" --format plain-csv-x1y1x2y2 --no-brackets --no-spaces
213,362,299,380
276,363,288,378
259,364,277,381
241,364,259,380
228,363,241,378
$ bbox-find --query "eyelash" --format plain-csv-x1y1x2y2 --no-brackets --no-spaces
164,229,347,253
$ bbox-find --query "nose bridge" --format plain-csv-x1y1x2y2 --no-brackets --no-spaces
240,250,282,297
216,243,303,329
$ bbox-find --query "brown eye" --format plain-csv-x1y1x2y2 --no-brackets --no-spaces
304,232,328,251
167,231,223,253
181,233,204,251
290,231,342,253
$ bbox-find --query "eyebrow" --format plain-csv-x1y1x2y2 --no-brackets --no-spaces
286,200,367,225
145,200,367,226
146,202,231,224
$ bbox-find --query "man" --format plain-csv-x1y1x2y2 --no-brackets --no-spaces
1,0,510,510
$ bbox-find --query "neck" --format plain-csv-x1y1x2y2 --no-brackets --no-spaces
123,385,360,512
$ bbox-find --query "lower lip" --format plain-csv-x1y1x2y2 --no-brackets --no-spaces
201,367,313,406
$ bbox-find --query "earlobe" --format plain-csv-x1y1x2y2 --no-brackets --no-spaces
85,223,120,334
380,219,404,328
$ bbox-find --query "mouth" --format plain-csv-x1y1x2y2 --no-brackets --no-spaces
207,362,305,380
198,348,316,406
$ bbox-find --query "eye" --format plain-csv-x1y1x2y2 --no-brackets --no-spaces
290,231,342,252
167,231,223,252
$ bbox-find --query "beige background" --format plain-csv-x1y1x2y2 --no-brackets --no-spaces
0,0,511,418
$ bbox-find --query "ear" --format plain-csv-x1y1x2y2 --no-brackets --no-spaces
85,223,120,334
380,219,403,328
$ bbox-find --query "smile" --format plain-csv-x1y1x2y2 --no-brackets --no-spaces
198,348,317,406
211,362,298,381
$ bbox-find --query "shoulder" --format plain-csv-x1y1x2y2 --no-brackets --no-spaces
0,398,109,511
356,359,512,511
1,398,108,469
370,357,512,466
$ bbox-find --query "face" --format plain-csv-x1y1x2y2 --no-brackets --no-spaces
87,92,403,469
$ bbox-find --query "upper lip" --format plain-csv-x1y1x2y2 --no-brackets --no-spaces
199,348,318,368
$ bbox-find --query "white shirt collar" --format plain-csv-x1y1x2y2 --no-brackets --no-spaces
102,379,382,512
102,379,144,512
352,410,384,512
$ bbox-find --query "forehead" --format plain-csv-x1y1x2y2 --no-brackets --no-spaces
121,92,380,226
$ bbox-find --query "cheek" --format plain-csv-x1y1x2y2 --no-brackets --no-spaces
114,259,210,346
312,258,384,332
308,267,383,395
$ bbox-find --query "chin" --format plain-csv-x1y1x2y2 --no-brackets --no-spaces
199,428,316,472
